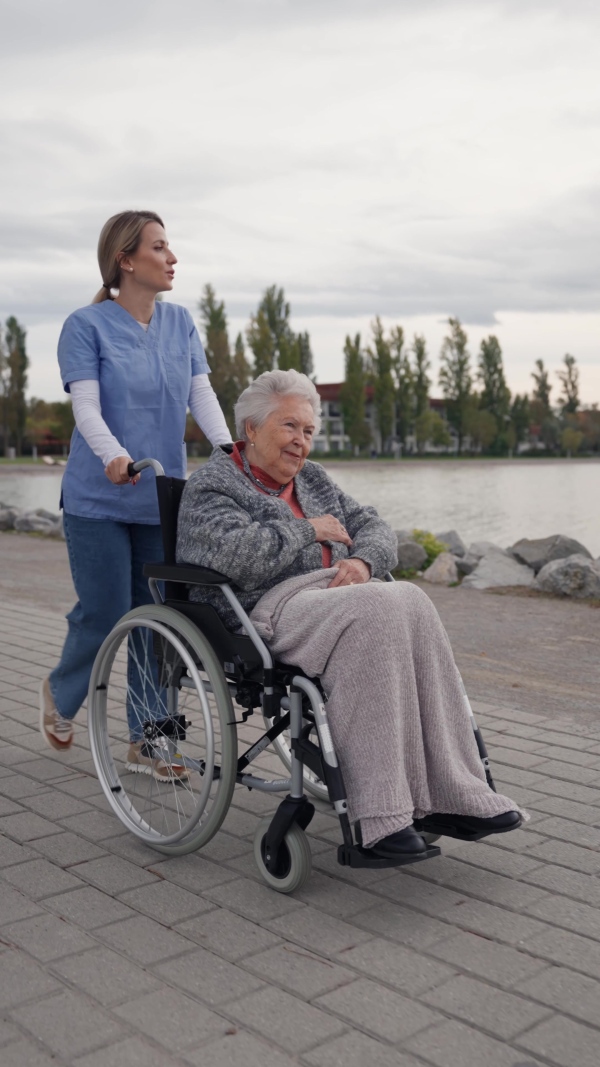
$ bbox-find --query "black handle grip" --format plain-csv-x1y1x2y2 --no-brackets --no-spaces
124,457,165,478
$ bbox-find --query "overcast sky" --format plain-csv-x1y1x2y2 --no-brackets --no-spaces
1,0,599,403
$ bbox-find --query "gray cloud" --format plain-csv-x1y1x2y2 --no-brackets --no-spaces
2,180,599,328
1,0,599,367
6,0,597,65
1,0,409,59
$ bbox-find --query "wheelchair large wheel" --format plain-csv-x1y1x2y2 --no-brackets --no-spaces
262,713,330,802
253,816,312,894
89,605,237,855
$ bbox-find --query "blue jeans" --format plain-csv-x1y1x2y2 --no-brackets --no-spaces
50,513,164,740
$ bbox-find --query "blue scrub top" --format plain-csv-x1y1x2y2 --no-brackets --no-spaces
58,300,209,524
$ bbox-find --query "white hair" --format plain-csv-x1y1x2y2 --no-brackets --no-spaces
234,369,322,440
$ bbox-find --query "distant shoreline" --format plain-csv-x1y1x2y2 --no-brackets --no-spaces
1,454,599,476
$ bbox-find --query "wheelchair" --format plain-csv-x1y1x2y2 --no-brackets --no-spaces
87,458,497,893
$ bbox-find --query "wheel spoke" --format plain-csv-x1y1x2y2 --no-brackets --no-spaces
88,607,237,851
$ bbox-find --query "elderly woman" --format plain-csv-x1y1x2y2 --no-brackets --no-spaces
177,369,521,857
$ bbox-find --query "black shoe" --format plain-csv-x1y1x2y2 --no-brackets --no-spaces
368,825,428,859
415,810,521,840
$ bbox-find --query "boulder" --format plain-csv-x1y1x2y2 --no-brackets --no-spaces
435,529,466,558
462,547,534,590
0,507,18,531
468,540,507,560
455,551,479,576
422,552,459,585
396,540,427,571
511,534,593,574
34,508,60,523
395,529,416,545
14,512,56,534
534,554,600,599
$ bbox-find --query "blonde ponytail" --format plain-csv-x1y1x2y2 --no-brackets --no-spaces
91,210,164,304
91,284,114,305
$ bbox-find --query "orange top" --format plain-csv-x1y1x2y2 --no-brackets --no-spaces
231,442,332,567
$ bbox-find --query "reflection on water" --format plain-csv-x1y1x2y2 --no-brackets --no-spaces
1,459,599,555
0,472,63,513
325,459,600,556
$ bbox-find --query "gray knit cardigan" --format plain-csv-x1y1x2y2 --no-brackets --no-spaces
176,446,398,630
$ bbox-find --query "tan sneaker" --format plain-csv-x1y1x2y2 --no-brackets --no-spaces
125,742,190,784
39,678,74,750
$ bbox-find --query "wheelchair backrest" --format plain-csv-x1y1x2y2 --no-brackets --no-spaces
155,475,186,565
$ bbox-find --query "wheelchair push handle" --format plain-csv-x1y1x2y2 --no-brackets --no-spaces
127,457,166,479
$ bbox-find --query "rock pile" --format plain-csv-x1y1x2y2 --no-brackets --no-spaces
395,528,599,599
0,504,64,538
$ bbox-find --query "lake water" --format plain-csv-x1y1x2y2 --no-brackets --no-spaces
1,458,599,555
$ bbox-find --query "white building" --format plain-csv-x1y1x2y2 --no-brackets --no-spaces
313,383,455,455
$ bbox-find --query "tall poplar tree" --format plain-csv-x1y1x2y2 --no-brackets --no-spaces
246,285,313,378
530,358,559,451
477,335,511,451
0,326,9,456
510,394,531,452
198,285,250,435
246,308,275,376
531,358,552,413
5,317,29,455
340,334,370,452
368,318,396,453
296,331,314,378
232,333,251,396
438,317,472,454
411,334,431,420
557,353,579,415
390,326,413,451
477,336,510,420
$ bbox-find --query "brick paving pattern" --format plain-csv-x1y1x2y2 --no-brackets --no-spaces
1,600,600,1066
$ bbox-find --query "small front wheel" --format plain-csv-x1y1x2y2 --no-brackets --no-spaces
253,815,312,894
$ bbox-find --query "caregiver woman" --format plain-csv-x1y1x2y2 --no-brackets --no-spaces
40,209,232,777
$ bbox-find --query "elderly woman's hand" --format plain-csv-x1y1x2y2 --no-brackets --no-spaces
308,514,352,547
328,558,371,588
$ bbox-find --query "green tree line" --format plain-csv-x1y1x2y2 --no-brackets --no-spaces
2,294,599,458
339,314,598,457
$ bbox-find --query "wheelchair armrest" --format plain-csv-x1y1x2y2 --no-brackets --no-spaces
143,562,229,586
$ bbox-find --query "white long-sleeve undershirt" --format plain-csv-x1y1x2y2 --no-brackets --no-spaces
70,375,232,468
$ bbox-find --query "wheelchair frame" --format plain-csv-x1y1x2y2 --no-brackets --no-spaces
88,457,497,892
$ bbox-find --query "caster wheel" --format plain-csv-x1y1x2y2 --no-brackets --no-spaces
253,815,312,894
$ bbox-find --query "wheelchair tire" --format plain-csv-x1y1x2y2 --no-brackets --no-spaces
88,605,237,855
253,815,312,894
262,713,330,802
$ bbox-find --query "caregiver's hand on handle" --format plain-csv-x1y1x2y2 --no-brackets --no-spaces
308,514,352,547
105,456,140,485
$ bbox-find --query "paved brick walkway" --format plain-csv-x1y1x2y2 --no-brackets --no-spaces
1,599,600,1067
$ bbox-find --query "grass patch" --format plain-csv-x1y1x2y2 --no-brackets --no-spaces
391,567,417,580
411,529,448,568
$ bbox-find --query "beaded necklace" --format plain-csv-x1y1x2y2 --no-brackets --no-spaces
241,448,289,497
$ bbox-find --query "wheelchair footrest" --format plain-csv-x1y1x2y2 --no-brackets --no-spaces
337,843,441,869
413,819,487,842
